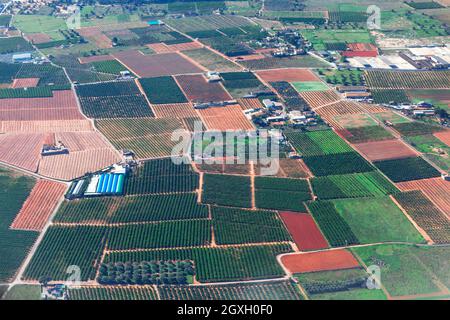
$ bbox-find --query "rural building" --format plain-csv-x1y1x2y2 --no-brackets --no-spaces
12,52,32,63
343,43,379,58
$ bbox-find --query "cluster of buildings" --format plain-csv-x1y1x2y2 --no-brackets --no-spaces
258,29,310,57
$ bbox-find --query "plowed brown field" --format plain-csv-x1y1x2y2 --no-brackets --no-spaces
0,133,46,171
176,74,232,103
113,51,203,78
299,90,342,109
196,104,254,131
0,120,93,133
11,78,40,88
280,212,329,251
79,55,114,64
237,98,263,110
11,180,67,231
434,130,450,147
0,90,82,121
354,139,418,161
281,249,360,274
257,68,320,82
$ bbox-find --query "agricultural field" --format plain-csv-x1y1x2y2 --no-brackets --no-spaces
54,193,207,224
95,118,184,159
393,191,450,244
365,70,450,89
352,244,450,298
182,48,241,72
254,177,312,212
291,81,330,93
240,55,328,70
344,126,394,144
24,225,107,281
392,121,444,136
295,268,386,300
0,168,38,283
353,139,418,162
311,172,399,200
202,174,251,208
124,158,199,195
303,152,374,177
279,212,329,251
285,130,354,157
159,280,303,300
318,69,365,86
405,134,450,172
69,286,158,300
176,74,232,103
212,206,291,245
104,244,292,283
0,37,33,54
139,76,188,105
374,157,442,182
220,72,268,98
301,30,374,51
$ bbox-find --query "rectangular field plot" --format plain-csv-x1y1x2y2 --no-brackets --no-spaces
352,244,450,297
69,286,158,300
353,139,418,162
303,152,374,177
281,250,360,274
397,178,450,219
0,90,83,121
164,15,253,33
212,206,291,245
374,157,441,182
151,103,198,120
95,118,185,158
0,168,38,282
311,172,399,200
285,130,354,157
0,37,33,54
182,48,241,72
196,104,254,131
393,191,450,244
23,225,107,281
330,197,424,244
254,177,312,212
104,244,292,283
138,76,188,104
158,280,303,300
295,268,386,300
107,220,211,250
202,174,251,208
54,193,207,224
11,180,67,232
365,70,450,89
125,158,199,195
113,51,203,78
240,55,327,70
307,201,360,247
220,72,268,98
344,126,394,144
392,121,444,137
291,81,329,93
176,74,232,103
77,81,154,119
280,212,329,251
256,68,320,82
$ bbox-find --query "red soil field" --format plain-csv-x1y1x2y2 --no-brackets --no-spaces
79,55,114,64
433,130,450,147
176,74,232,103
25,33,52,44
237,98,263,110
281,249,360,274
397,178,450,218
39,148,121,181
234,54,265,61
147,43,172,54
11,78,40,88
78,27,112,48
151,103,198,119
0,90,83,121
113,50,203,78
279,212,329,251
11,180,67,231
354,139,418,161
0,120,93,133
257,68,320,82
196,104,254,131
0,133,46,172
